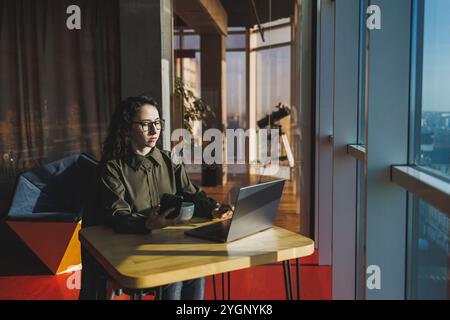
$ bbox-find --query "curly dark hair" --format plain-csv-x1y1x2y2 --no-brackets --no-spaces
101,96,161,163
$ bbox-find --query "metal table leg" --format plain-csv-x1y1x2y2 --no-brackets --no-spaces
282,262,289,299
287,260,293,300
228,272,231,300
212,275,217,300
222,273,225,299
220,272,231,300
282,260,293,300
296,258,300,300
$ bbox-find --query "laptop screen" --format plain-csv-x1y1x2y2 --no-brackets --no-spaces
226,179,285,242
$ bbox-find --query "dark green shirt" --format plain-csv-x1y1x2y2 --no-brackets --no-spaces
100,147,218,234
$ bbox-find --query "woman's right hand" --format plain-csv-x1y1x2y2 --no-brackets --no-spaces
144,204,180,230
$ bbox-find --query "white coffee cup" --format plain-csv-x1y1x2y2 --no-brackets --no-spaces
179,202,195,222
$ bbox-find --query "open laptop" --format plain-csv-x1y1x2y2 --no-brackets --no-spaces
185,179,285,243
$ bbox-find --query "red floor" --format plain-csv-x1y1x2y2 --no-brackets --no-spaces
0,264,331,300
0,222,331,300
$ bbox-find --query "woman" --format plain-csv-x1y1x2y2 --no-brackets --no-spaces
99,95,233,300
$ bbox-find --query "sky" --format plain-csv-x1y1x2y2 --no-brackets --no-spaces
422,0,450,113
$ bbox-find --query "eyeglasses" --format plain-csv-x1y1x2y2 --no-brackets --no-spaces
132,119,165,132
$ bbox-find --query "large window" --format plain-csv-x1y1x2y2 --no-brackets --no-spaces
249,18,293,177
331,0,450,300
406,0,450,300
254,47,291,122
407,197,449,299
251,19,292,122
226,28,247,130
415,0,450,178
174,29,201,97
226,28,248,173
226,52,247,129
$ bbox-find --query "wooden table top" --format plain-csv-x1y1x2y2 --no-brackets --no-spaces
79,218,315,289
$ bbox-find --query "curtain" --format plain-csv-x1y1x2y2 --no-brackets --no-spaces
0,0,120,215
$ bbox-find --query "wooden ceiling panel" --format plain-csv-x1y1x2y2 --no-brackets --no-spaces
174,0,228,35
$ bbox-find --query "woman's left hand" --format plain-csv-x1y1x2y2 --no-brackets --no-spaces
212,203,234,220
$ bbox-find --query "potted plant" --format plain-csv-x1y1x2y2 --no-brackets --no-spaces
174,77,215,135
174,78,224,186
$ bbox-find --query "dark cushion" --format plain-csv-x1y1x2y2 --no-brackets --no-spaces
7,153,98,222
